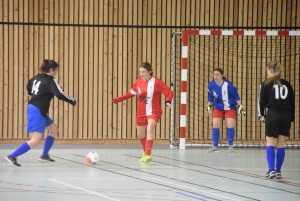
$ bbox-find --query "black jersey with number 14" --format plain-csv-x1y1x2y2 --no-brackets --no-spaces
26,73,76,117
258,78,295,122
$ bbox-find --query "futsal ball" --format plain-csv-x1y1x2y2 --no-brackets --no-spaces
86,151,100,165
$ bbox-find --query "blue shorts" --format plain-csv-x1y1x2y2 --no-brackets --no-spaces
26,104,53,133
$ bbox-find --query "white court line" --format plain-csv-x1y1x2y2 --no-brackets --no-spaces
151,178,241,201
49,179,120,201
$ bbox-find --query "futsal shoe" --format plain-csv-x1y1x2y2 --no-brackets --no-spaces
142,154,152,163
266,169,276,179
207,146,218,153
38,155,55,162
139,152,152,162
275,171,282,179
4,155,21,167
228,146,234,153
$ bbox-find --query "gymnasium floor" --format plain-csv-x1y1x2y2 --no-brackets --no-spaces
0,144,299,201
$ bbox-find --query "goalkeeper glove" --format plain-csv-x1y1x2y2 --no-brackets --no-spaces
205,104,213,116
237,105,246,116
259,115,265,122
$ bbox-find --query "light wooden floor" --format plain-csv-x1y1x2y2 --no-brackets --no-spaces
1,144,299,201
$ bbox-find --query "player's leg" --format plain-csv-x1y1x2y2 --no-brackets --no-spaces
208,109,223,153
226,110,237,153
275,135,285,179
265,110,278,179
142,117,160,163
275,110,290,179
5,104,44,167
39,120,57,162
136,116,147,153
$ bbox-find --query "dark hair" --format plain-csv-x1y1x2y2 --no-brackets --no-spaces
213,68,226,79
39,59,59,73
140,62,153,76
265,61,281,86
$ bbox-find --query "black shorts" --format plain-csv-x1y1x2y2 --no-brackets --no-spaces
265,109,291,138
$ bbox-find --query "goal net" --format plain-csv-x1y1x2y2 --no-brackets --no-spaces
170,30,300,149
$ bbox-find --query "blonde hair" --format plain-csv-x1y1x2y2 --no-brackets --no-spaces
265,61,281,86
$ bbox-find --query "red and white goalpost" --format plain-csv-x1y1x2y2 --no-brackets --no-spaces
170,30,300,149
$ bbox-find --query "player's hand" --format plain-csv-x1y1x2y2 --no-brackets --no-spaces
72,100,76,106
237,105,246,116
112,97,120,104
259,115,265,122
166,101,172,108
205,104,213,116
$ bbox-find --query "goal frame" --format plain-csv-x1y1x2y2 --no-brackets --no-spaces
174,30,300,150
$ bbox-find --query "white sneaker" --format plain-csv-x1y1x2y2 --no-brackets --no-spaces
228,146,234,153
207,146,218,153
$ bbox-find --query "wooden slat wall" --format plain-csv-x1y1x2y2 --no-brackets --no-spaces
0,0,299,143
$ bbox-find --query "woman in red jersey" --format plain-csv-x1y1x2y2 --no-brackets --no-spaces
112,62,173,163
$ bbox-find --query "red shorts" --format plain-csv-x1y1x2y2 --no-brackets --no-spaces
136,113,162,126
213,108,237,119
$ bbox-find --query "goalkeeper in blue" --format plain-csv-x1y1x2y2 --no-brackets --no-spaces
258,61,295,179
206,68,246,153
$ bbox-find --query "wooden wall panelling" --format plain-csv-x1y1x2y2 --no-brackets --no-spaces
122,0,129,140
128,0,137,140
8,0,14,139
112,0,118,139
18,0,25,139
83,1,89,140
0,0,3,139
13,0,19,139
88,1,95,140
116,0,123,140
102,0,108,139
72,1,79,139
161,0,168,140
97,0,104,139
67,0,75,140
77,0,84,139
129,0,136,140
61,0,68,140
93,0,99,140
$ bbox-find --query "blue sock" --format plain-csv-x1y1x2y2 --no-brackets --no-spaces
10,142,31,157
276,148,285,172
227,127,235,146
212,128,220,147
42,135,55,156
266,146,275,170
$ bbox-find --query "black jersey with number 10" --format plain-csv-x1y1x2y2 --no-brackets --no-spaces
258,78,295,122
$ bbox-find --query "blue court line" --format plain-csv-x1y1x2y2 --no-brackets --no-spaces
175,192,208,201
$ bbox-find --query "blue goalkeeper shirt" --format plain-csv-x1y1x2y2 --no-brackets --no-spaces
208,79,240,110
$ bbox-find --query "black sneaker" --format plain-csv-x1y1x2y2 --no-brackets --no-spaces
4,155,21,167
276,171,282,179
38,155,55,162
266,169,276,179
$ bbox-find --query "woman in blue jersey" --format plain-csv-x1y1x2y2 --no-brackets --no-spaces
206,68,246,153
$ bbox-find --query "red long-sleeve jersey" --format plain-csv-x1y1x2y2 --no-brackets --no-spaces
115,77,173,117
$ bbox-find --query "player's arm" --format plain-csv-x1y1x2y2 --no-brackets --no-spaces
229,83,245,116
258,83,267,121
157,80,174,107
112,81,137,104
49,78,76,106
26,78,33,99
289,83,295,122
206,84,214,116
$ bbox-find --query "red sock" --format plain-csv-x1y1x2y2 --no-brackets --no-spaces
140,137,146,152
145,139,153,155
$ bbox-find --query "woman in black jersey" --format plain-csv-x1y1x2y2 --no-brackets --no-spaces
5,60,76,167
258,61,295,179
